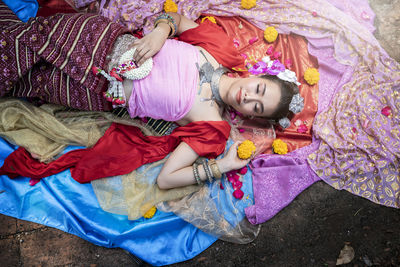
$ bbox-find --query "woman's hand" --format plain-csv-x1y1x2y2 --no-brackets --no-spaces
130,24,169,66
217,141,251,173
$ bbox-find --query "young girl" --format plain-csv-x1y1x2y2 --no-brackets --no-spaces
0,3,301,189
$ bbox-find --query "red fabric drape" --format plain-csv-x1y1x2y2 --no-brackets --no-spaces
178,20,245,71
37,0,76,17
0,121,230,183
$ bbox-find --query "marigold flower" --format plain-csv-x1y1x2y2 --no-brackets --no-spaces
201,16,217,24
163,0,178,13
304,68,320,85
241,0,256,9
143,206,157,219
237,140,256,159
264,26,278,43
272,139,288,154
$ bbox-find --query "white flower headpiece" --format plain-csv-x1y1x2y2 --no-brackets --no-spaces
261,56,301,86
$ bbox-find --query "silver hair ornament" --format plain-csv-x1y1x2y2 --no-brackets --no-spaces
278,117,291,129
289,93,304,114
278,93,304,129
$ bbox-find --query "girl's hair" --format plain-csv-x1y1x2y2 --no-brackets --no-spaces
260,74,298,120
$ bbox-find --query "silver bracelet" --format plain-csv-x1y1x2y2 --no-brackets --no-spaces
202,159,214,183
192,162,202,185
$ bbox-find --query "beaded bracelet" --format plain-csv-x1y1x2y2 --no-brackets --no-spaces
192,162,202,185
154,13,177,38
202,159,214,183
208,159,222,179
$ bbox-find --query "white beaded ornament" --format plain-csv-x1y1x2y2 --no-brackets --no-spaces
118,48,153,80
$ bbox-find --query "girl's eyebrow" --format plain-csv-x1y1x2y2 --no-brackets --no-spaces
263,84,266,96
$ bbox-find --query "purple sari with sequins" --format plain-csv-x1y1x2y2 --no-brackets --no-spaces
73,0,400,225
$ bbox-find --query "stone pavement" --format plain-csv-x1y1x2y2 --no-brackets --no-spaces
1,0,400,266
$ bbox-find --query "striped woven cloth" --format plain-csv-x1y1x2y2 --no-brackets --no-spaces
0,1,128,111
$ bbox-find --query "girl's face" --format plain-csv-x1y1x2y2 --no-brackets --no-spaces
225,77,281,118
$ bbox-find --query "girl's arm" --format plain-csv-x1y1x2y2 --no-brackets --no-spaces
157,141,250,190
132,13,198,66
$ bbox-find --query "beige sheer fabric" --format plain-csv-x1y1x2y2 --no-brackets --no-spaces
158,183,261,244
93,153,262,243
0,98,152,162
92,158,200,219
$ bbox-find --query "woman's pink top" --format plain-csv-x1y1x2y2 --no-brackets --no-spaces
128,39,200,121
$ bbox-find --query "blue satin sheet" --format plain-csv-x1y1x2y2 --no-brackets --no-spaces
3,0,38,22
0,138,218,266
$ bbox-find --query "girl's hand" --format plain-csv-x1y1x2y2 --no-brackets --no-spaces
217,141,251,173
130,25,169,66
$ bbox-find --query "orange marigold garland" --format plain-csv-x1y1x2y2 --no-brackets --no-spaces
143,206,157,219
237,140,256,159
264,26,278,43
304,67,320,85
164,0,178,13
272,139,288,155
241,0,257,9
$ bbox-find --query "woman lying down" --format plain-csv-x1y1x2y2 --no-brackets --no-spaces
0,2,302,191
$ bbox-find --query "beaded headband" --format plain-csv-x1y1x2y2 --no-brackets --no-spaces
248,56,304,129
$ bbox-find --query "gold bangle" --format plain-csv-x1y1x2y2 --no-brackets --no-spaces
154,13,177,38
208,158,222,179
154,19,176,38
154,18,170,29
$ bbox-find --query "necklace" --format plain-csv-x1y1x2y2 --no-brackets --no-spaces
210,66,227,106
197,58,227,106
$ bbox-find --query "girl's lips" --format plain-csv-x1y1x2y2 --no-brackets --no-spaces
236,88,242,105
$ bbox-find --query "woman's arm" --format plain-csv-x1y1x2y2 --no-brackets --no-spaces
157,141,250,190
132,12,198,66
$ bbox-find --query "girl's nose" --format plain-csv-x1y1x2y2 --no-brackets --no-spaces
243,91,256,103
243,91,248,103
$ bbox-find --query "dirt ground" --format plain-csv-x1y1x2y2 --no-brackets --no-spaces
1,0,400,266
